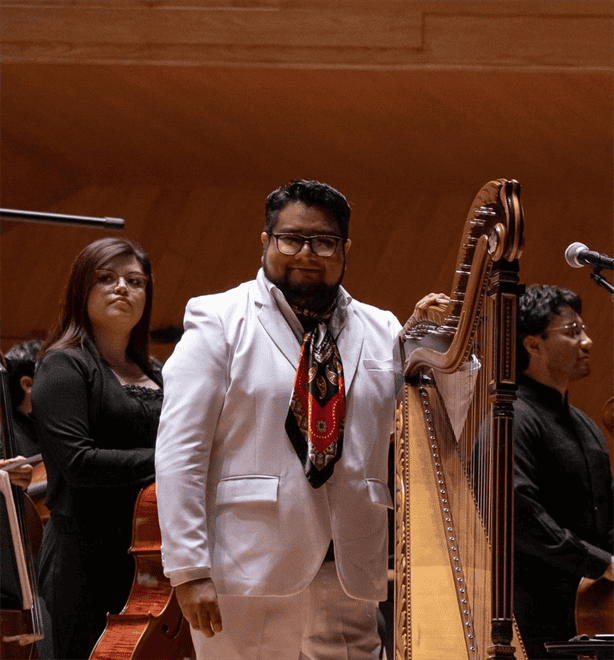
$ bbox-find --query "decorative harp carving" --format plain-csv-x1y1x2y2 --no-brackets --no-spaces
394,179,526,660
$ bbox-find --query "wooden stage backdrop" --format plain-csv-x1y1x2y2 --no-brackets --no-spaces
1,1,613,457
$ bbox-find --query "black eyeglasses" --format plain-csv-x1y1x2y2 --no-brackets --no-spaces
268,233,344,257
94,268,148,291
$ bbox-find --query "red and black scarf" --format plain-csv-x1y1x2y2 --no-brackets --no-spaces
286,306,346,488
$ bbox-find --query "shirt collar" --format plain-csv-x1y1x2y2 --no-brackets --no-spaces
258,268,350,342
518,374,569,411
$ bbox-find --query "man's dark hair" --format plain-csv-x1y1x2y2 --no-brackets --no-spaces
517,284,582,372
5,340,42,408
264,179,351,238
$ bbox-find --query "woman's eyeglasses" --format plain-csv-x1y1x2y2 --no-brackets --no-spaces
94,268,148,291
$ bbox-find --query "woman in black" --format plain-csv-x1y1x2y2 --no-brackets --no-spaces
32,237,162,660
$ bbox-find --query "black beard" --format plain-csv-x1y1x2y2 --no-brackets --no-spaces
263,265,343,312
275,280,341,312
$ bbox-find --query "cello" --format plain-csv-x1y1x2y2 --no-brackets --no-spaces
573,395,614,639
89,482,195,660
575,577,614,638
27,461,50,526
0,363,45,659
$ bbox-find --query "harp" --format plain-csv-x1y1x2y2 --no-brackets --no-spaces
394,179,526,660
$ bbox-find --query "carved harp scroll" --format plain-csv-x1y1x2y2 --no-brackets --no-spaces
394,180,526,660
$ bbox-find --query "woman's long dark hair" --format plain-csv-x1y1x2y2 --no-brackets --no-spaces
40,237,154,373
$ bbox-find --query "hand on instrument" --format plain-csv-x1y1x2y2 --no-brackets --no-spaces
602,556,614,582
0,456,33,490
176,577,223,637
403,292,450,334
413,292,449,320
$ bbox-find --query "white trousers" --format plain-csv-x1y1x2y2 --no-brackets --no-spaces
190,560,385,660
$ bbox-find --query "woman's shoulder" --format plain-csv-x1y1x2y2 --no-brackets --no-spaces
36,343,100,379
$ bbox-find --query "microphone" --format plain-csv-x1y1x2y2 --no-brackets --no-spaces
0,208,124,229
564,242,614,270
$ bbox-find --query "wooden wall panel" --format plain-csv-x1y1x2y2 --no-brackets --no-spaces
2,0,611,67
427,13,613,67
1,0,612,449
3,2,423,50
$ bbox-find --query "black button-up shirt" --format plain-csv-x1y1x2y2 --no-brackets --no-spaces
514,375,613,580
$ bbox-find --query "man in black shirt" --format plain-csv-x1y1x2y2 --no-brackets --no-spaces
5,340,42,457
514,285,614,659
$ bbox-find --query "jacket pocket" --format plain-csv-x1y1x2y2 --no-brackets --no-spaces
366,477,393,509
363,358,395,371
216,475,280,505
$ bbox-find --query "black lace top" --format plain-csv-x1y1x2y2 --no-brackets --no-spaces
122,383,164,441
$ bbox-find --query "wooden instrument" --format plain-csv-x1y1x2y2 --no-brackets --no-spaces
572,398,614,640
27,462,50,526
0,454,45,566
394,179,526,659
575,577,614,638
89,482,195,660
0,363,45,659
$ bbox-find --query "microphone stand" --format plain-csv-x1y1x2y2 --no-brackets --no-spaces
589,267,614,303
0,208,124,230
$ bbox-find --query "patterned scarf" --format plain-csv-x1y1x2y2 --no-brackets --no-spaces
285,304,346,488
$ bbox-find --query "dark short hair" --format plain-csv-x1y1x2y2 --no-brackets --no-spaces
5,340,42,408
40,237,154,373
517,284,582,372
264,179,351,238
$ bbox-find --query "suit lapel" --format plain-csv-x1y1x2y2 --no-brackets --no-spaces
253,278,301,367
337,305,364,394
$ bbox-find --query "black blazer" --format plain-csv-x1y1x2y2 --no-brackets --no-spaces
31,341,162,532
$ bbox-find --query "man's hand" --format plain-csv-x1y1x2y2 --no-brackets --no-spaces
175,577,223,637
602,556,614,582
403,292,450,334
0,457,33,490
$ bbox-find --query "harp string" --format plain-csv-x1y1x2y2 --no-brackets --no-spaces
430,313,493,657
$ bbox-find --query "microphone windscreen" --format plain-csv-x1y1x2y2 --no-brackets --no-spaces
564,242,588,268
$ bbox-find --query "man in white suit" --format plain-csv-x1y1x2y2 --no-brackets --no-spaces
155,180,401,659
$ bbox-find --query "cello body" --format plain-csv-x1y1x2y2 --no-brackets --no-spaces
0,610,39,660
89,483,195,660
573,398,614,638
27,462,50,526
575,577,614,638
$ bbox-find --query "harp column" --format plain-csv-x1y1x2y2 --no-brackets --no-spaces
486,258,519,660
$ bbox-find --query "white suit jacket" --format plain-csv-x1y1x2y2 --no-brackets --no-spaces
155,269,401,601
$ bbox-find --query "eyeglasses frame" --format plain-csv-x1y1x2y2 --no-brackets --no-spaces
267,232,346,257
93,268,149,292
546,321,589,341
